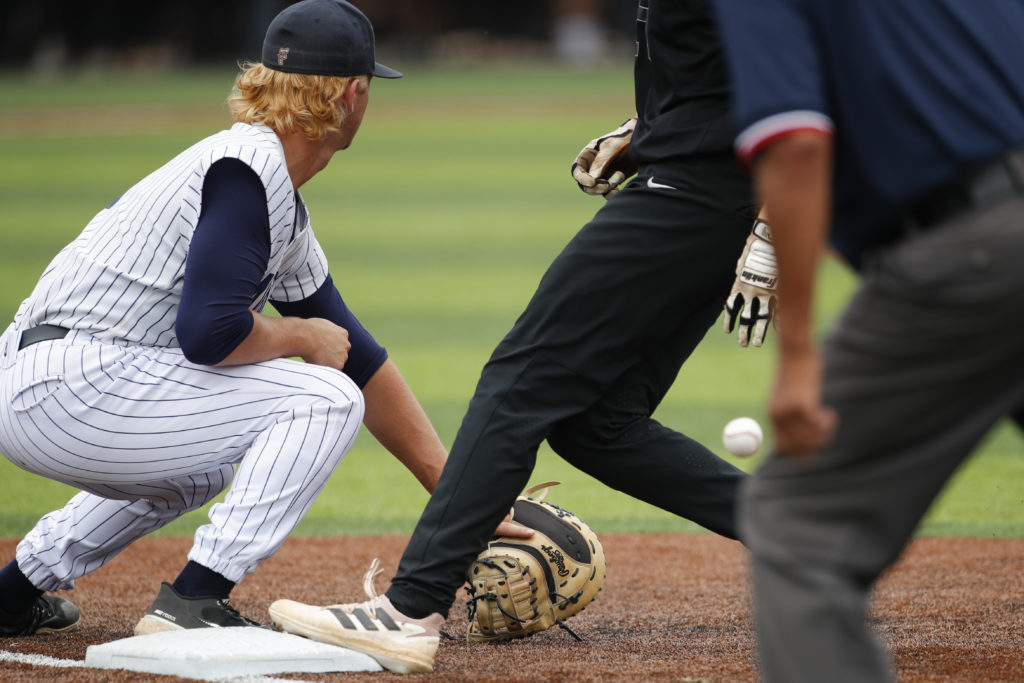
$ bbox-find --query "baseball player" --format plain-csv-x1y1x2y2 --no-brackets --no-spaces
267,0,777,673
713,1,1024,680
0,0,460,636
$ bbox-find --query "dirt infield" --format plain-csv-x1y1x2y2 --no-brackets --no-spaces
0,534,1021,682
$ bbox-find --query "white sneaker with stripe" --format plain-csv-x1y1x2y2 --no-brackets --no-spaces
269,560,444,673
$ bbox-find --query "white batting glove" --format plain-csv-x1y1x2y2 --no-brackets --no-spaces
571,117,638,199
723,218,777,347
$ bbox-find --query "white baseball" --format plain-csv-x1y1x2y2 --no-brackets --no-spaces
722,417,763,458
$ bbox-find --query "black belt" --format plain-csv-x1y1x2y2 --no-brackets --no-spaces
905,149,1024,231
18,325,70,351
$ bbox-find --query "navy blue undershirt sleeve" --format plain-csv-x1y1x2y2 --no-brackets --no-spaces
272,276,389,389
177,158,269,365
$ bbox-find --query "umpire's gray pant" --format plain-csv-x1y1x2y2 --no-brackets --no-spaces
740,194,1024,682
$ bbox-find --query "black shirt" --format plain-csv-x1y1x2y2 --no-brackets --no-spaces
630,0,737,164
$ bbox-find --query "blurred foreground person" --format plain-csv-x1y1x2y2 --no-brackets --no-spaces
714,1,1024,680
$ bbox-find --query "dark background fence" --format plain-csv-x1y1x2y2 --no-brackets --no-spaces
1,1,636,73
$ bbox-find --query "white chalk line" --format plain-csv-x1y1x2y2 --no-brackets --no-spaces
0,649,86,668
0,649,317,682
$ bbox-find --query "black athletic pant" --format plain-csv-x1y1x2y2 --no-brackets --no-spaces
388,157,757,618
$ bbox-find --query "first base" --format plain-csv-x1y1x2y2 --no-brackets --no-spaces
85,627,382,679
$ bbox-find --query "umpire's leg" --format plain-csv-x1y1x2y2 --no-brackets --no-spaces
742,197,1024,682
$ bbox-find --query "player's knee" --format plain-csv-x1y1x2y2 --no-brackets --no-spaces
547,422,587,461
302,378,365,455
304,368,365,422
549,417,606,460
277,368,365,475
319,380,363,407
323,379,365,422
549,409,650,460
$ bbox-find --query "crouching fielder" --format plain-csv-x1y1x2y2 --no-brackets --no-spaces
0,0,443,636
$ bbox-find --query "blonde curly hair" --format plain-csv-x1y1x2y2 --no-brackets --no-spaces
228,62,369,141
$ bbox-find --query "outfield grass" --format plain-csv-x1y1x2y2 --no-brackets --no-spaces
0,65,1020,539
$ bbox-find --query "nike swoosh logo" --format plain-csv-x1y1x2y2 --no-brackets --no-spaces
646,177,676,190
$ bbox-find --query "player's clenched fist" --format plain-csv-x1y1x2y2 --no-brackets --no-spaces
571,117,639,198
300,317,351,370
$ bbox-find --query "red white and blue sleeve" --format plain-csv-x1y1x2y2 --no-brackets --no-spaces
712,0,833,164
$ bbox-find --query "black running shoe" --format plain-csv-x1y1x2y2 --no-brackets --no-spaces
0,595,80,636
134,582,262,635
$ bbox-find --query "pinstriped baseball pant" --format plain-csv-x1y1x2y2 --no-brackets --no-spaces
0,329,364,590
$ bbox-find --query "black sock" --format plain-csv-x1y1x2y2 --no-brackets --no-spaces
385,587,434,620
172,561,234,598
0,560,43,615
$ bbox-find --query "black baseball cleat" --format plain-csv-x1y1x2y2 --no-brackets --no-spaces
0,594,81,636
134,582,263,635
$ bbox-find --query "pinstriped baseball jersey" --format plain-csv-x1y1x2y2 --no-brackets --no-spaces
12,122,328,345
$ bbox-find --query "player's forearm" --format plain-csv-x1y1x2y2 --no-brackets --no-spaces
361,359,447,493
215,312,317,367
755,132,833,353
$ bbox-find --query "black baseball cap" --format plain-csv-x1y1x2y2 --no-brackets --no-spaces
262,0,402,79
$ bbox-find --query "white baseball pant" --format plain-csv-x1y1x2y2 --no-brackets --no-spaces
0,327,363,590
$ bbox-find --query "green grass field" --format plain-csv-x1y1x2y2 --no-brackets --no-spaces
0,65,1021,539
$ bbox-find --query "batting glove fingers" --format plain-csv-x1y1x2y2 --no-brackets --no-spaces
572,117,638,198
723,218,778,347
